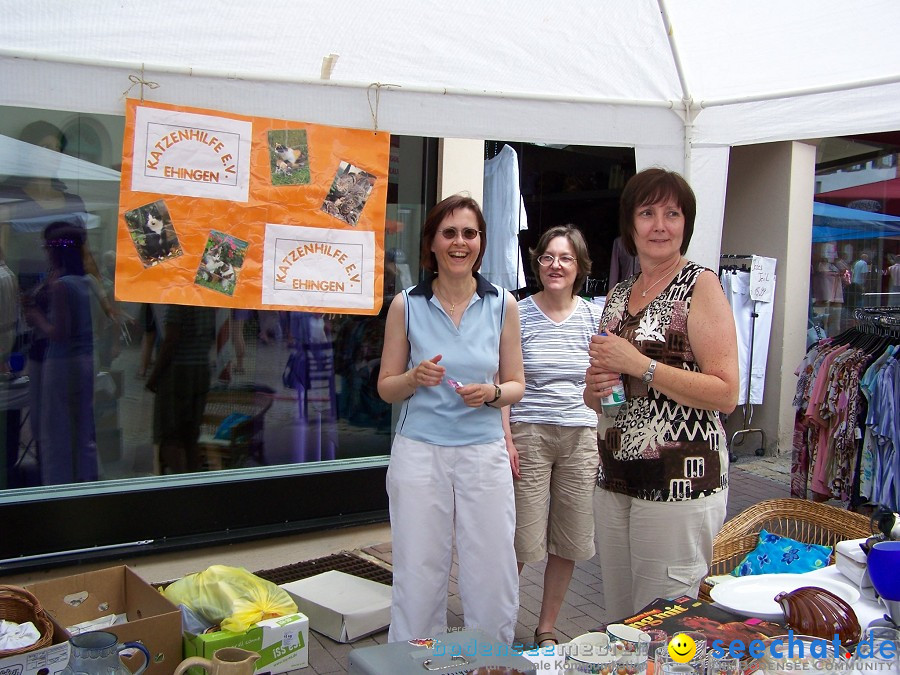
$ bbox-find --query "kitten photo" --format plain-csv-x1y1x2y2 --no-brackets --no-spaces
268,129,310,185
124,200,183,267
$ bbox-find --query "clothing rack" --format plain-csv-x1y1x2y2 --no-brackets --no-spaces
799,305,900,509
719,254,767,462
854,306,900,334
719,253,753,272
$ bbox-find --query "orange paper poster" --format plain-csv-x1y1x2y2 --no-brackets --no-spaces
116,99,389,314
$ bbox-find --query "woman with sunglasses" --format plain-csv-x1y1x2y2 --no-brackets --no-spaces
503,225,601,648
378,194,525,644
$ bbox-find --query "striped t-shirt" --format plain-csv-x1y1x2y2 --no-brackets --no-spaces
510,295,602,427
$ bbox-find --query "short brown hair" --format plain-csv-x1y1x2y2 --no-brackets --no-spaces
619,168,696,257
420,194,487,273
529,225,592,296
20,120,67,152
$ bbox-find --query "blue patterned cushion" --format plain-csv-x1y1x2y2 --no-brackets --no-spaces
731,529,832,577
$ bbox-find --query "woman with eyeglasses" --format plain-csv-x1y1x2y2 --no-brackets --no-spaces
502,225,602,648
378,194,525,644
583,168,739,617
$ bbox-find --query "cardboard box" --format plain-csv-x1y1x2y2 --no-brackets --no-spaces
25,566,182,675
0,615,71,675
280,571,391,643
182,613,308,674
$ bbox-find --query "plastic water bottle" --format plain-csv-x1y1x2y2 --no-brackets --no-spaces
601,379,626,418
599,331,626,418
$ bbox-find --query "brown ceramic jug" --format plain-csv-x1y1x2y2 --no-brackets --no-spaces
774,586,861,646
173,648,260,675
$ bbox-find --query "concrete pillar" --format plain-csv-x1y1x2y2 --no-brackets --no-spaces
437,138,484,204
720,141,816,456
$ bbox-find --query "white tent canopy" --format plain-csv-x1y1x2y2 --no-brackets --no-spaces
3,0,900,263
0,135,121,182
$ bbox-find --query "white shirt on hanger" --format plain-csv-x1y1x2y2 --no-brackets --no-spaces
482,144,528,291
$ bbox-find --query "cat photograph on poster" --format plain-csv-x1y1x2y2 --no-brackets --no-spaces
123,199,184,267
195,229,248,297
268,128,310,186
321,161,376,227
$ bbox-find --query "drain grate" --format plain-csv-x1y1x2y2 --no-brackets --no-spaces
254,551,393,586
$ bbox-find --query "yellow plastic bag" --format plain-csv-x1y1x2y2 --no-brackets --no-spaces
162,565,298,632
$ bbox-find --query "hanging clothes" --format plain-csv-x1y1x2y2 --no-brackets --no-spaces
481,144,528,291
721,270,774,405
720,261,775,405
858,351,899,509
792,316,900,511
608,236,641,289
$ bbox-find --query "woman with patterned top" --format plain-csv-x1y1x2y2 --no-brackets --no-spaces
583,168,739,617
502,225,602,648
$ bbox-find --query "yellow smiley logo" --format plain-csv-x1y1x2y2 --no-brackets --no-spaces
667,633,697,663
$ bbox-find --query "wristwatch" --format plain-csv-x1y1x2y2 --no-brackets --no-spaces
486,384,502,406
641,359,657,384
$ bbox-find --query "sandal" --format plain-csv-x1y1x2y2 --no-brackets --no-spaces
534,630,559,648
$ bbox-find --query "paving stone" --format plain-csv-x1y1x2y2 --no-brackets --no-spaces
565,577,594,598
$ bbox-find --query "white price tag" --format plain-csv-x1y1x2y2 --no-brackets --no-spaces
282,630,299,649
750,256,777,303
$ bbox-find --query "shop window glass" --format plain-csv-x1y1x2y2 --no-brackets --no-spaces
0,106,436,493
810,133,900,344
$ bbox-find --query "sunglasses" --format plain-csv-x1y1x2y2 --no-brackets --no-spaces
439,227,481,240
537,254,577,267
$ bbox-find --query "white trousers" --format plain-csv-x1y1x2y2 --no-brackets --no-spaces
386,434,519,644
594,487,727,619
721,271,774,405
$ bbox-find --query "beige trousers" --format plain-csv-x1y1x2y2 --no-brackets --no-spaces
593,487,727,619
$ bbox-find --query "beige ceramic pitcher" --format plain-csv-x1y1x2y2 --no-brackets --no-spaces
174,648,260,675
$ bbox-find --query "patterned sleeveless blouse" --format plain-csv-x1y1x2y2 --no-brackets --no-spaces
597,261,729,502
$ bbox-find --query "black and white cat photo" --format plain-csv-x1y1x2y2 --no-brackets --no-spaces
142,206,171,261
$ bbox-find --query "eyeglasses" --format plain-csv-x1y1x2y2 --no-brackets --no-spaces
537,254,577,267
439,227,481,241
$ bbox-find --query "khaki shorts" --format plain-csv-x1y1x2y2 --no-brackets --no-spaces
511,422,599,563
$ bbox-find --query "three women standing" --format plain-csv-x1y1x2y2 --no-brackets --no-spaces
379,169,737,642
378,194,525,644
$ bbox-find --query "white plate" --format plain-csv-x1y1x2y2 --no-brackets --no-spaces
710,573,861,621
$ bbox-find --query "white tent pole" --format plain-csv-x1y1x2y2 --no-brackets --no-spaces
657,0,697,182
656,0,692,104
701,74,900,108
0,48,673,109
681,102,696,183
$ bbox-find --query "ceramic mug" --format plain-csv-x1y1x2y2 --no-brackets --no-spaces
606,623,651,674
565,632,623,674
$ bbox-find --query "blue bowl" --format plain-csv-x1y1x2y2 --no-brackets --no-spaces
868,541,900,601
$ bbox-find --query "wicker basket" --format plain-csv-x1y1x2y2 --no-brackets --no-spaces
0,584,55,658
698,498,873,602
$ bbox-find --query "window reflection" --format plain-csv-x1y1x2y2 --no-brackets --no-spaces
811,135,900,345
1,107,435,490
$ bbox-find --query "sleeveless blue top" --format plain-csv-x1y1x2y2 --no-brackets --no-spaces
396,272,507,446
